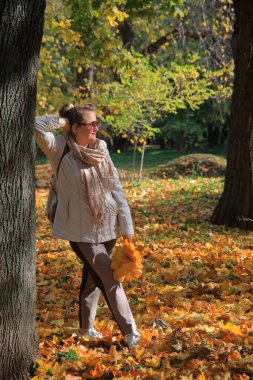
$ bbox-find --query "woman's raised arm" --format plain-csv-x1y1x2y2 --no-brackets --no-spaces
35,115,68,161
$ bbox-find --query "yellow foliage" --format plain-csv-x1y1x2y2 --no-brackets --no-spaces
50,319,65,327
111,240,143,282
229,350,241,361
86,362,105,378
105,344,122,363
35,170,253,379
106,16,118,27
218,322,243,336
144,357,161,368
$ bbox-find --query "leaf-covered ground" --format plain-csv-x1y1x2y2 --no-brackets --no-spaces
150,154,226,179
33,164,253,380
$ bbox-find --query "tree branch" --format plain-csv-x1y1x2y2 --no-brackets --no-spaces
141,27,219,56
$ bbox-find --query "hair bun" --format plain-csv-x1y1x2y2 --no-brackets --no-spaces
66,103,74,111
59,103,75,118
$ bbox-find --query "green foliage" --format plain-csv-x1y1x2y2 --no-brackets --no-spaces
97,54,212,144
37,0,233,151
55,349,81,363
155,98,230,151
155,110,206,151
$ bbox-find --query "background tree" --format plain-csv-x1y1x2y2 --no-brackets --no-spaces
211,0,253,230
37,0,82,112
37,0,233,155
0,1,46,379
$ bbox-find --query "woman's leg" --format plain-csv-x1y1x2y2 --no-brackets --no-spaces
76,240,116,330
70,240,138,337
79,267,101,330
72,242,101,330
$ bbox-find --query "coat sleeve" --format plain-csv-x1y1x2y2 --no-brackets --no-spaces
109,157,135,236
35,115,64,161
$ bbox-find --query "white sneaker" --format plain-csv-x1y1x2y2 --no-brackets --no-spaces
125,332,140,348
76,327,103,339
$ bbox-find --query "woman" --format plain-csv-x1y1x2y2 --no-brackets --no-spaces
35,103,140,348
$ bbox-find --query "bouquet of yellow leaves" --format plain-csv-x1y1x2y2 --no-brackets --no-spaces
111,240,143,282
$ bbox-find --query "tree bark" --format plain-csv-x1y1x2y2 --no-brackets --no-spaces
0,1,45,379
211,0,253,230
118,19,135,51
138,142,146,183
76,65,94,98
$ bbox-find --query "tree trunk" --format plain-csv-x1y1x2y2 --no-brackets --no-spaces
118,19,135,50
133,142,137,168
138,142,146,183
0,1,45,379
177,130,185,153
76,65,94,98
211,0,253,230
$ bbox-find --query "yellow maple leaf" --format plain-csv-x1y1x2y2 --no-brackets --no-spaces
218,321,243,336
144,357,161,368
87,362,105,378
133,347,145,359
52,361,67,377
105,345,122,363
141,329,157,344
50,319,64,327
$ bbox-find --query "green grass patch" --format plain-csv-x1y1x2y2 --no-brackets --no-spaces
110,145,226,171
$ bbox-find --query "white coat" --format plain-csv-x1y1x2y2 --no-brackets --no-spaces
35,115,134,243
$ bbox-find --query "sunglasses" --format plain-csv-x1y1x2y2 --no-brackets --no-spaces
78,121,99,128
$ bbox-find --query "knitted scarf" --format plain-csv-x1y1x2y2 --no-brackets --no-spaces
66,134,115,227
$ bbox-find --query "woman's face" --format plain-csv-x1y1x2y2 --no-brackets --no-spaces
73,110,98,146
